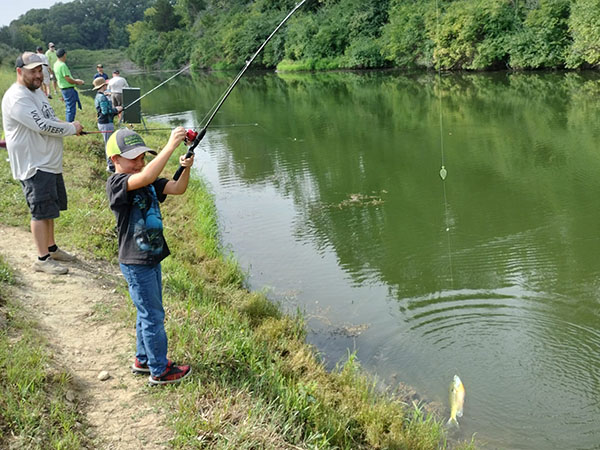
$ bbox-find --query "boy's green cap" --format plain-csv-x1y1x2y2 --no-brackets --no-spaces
106,129,157,159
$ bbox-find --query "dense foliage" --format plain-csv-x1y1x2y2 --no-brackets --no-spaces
2,0,600,71
0,0,153,52
130,0,600,71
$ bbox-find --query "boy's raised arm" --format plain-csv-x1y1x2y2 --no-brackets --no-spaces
127,127,186,191
163,153,195,195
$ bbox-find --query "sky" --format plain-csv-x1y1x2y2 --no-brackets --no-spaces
1,0,63,27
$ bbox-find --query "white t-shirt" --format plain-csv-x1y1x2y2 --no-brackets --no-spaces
107,76,129,94
1,83,76,180
37,53,50,82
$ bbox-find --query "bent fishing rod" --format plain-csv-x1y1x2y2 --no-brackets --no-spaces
173,0,307,180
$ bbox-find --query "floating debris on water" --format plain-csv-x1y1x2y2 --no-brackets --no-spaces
326,191,387,209
331,323,370,337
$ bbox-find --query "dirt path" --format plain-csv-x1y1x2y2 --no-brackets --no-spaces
0,225,172,449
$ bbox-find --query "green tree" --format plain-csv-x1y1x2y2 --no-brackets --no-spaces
7,24,43,51
151,0,182,32
109,18,130,48
433,0,517,70
509,0,571,69
0,42,19,67
0,0,152,50
566,0,600,67
380,0,434,69
175,0,206,27
6,0,598,71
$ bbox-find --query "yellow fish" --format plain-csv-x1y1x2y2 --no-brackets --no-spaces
447,375,465,428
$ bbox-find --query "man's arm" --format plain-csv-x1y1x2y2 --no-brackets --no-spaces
64,75,84,85
11,99,81,136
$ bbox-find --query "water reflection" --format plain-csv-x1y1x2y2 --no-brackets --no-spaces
138,70,600,449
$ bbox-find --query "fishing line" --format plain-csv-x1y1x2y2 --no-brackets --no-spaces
436,0,454,288
122,64,191,111
197,0,307,131
172,0,308,180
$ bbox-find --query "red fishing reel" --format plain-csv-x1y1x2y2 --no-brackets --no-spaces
185,129,198,145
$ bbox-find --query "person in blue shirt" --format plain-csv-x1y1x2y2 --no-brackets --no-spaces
93,77,122,171
94,64,109,81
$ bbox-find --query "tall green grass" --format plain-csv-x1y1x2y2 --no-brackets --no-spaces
0,67,476,449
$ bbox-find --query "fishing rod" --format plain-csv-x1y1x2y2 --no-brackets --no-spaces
173,0,308,180
80,123,259,135
80,66,188,96
129,123,259,131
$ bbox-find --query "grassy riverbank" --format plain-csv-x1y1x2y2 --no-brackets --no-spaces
0,67,475,449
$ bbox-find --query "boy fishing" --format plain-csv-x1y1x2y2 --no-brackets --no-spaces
105,127,193,385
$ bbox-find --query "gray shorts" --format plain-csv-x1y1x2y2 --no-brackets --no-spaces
111,93,123,107
20,170,67,220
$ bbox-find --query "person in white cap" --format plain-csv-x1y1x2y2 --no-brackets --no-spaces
36,46,51,98
1,52,83,275
45,42,59,96
107,69,128,110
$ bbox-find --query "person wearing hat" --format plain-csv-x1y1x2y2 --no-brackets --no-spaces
53,48,84,122
45,42,59,96
1,52,83,275
93,77,122,171
94,63,108,81
106,127,194,385
35,46,51,98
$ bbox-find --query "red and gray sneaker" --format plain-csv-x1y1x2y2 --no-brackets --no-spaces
131,358,151,375
148,363,191,386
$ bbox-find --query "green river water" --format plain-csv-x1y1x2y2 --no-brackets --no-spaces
125,70,600,449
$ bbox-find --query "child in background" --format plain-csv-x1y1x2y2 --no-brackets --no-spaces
105,127,194,385
93,77,122,171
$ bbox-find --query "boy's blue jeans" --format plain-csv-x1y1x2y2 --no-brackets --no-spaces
120,262,168,377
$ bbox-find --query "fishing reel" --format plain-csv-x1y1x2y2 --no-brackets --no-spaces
184,129,198,145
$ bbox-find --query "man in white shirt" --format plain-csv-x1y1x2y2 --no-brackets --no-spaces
107,70,129,109
35,46,51,98
1,52,83,275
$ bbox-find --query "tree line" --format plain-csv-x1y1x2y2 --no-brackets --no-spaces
1,0,600,71
0,0,153,65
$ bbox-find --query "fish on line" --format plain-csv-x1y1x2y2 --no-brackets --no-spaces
447,374,465,429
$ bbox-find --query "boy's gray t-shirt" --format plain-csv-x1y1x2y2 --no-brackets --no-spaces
106,172,171,265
